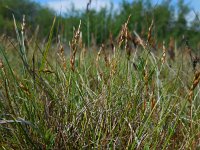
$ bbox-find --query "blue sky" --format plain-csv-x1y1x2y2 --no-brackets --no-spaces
33,0,200,11
33,0,200,19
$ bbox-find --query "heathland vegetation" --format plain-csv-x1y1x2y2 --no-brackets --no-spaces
0,0,200,149
0,0,200,46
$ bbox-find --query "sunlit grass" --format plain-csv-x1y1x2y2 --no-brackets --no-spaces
0,16,200,149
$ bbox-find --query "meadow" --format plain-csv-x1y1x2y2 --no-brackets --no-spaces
0,13,200,150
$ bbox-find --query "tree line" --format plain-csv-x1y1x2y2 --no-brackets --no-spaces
0,0,200,49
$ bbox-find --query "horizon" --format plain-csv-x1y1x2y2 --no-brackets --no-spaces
33,0,200,12
33,0,200,22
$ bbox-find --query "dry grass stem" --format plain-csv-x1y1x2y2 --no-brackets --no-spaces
109,32,116,55
161,41,166,64
188,71,200,101
57,35,66,70
117,15,131,48
188,71,200,129
147,20,154,44
70,20,81,72
0,59,3,69
143,69,149,111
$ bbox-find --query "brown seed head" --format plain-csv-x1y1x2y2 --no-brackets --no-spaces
70,20,81,72
188,71,200,102
147,19,154,44
117,15,131,48
0,59,3,69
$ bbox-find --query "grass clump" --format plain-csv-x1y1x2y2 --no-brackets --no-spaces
0,16,200,150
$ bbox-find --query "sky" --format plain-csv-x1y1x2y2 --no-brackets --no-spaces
34,0,122,12
33,0,200,20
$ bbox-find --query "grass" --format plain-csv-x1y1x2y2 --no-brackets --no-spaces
0,16,200,150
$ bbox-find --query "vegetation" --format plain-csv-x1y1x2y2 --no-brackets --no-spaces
0,0,200,47
0,0,200,149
